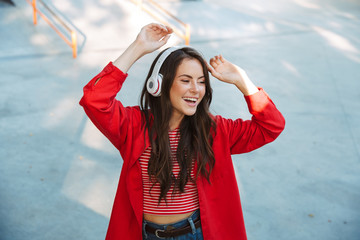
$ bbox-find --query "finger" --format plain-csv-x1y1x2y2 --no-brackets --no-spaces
151,26,163,34
205,62,213,72
207,61,220,77
219,55,226,63
159,34,172,45
214,55,222,65
209,58,218,68
156,23,171,33
157,23,169,32
148,23,161,30
206,63,215,74
165,25,174,34
207,65,221,80
148,23,166,33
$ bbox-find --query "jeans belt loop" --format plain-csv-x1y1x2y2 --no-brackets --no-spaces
188,216,196,234
155,229,166,239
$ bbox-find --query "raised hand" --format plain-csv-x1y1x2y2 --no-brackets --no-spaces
135,23,174,55
208,55,259,96
208,55,245,84
113,23,173,73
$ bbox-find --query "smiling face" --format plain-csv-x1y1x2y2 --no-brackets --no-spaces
169,58,206,127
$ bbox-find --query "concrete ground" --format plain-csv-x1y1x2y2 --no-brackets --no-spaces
0,0,359,239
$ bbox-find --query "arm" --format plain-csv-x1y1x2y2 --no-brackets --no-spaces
94,23,173,85
208,55,285,153
112,23,173,73
80,23,173,150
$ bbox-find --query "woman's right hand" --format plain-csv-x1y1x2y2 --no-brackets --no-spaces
113,23,173,73
135,23,173,55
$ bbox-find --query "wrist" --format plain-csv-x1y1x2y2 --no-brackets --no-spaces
113,41,147,73
128,41,147,59
234,72,259,96
241,85,259,96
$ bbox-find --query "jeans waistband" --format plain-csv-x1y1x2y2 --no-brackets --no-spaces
142,209,200,238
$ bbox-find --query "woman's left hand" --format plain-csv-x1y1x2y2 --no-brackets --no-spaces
208,55,259,96
208,55,245,84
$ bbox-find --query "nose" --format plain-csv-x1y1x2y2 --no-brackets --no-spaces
190,82,200,93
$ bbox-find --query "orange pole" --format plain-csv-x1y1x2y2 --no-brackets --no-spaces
26,0,78,58
32,0,37,25
185,24,190,45
71,31,77,58
35,7,72,45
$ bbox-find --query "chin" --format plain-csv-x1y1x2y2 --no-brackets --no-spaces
184,110,197,116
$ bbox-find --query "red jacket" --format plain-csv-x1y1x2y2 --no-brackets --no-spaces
80,62,285,240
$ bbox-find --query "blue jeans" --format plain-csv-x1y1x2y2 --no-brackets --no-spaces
142,209,203,240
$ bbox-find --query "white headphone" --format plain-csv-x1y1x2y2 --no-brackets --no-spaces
147,46,181,97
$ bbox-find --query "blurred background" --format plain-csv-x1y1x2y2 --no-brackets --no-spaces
0,0,359,239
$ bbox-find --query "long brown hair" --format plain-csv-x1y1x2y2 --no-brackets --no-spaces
140,47,216,204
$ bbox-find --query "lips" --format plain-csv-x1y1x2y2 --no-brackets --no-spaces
183,97,198,106
183,97,197,102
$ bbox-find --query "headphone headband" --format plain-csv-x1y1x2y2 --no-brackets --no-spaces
150,46,180,80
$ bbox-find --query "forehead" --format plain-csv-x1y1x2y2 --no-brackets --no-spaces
175,58,204,76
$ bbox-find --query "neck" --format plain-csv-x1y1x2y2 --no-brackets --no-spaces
169,113,184,131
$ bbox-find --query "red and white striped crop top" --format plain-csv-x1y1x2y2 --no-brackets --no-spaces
139,128,199,215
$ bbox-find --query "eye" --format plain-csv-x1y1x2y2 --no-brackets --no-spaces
181,79,190,83
198,78,205,84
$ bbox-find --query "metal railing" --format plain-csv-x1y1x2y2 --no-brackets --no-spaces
130,0,191,45
26,0,77,58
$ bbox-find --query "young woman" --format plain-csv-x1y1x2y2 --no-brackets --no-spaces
80,23,285,240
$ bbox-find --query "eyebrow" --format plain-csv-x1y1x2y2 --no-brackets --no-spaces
177,74,205,79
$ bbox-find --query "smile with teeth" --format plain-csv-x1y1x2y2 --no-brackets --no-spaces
183,97,198,106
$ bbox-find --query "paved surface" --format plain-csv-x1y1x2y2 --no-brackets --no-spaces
1,0,359,239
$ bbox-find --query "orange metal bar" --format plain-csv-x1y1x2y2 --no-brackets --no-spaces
39,0,72,32
71,31,77,58
26,0,77,58
32,0,37,25
185,24,190,46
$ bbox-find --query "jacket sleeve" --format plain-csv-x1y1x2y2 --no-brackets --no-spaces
216,88,285,154
79,62,142,151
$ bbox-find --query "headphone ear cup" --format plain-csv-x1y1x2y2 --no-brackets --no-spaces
147,46,180,97
147,74,162,97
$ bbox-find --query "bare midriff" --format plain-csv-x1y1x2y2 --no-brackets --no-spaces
144,210,196,225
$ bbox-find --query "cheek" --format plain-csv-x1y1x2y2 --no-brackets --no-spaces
169,93,176,107
169,88,182,107
200,86,206,99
